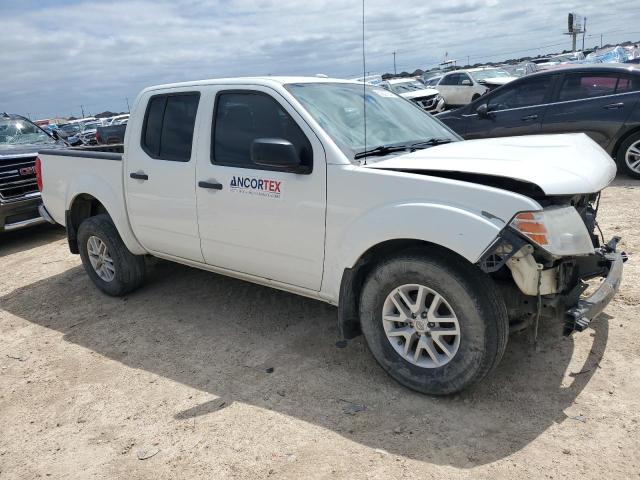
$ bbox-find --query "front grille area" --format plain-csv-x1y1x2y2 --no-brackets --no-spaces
0,156,38,201
413,94,438,110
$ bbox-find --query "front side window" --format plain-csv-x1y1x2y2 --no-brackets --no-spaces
285,82,460,162
458,73,472,85
212,91,313,171
487,76,552,111
141,92,200,161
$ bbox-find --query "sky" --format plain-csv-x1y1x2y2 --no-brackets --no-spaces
1,0,639,119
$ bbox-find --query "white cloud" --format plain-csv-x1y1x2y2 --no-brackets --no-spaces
0,0,637,118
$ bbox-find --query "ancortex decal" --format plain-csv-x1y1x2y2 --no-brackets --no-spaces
229,176,282,198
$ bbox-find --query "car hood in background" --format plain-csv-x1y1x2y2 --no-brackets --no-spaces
400,88,440,100
0,141,66,159
478,76,518,86
365,133,617,195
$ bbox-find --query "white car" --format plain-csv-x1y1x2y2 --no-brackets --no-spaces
381,78,445,113
425,68,517,107
36,76,624,395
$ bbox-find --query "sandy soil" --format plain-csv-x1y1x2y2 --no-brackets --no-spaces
1,177,639,479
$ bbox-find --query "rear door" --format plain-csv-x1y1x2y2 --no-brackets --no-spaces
541,71,640,149
464,74,554,139
193,86,326,290
124,90,204,262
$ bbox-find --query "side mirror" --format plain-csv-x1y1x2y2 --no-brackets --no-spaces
251,138,302,171
50,130,60,140
461,79,473,86
476,103,491,118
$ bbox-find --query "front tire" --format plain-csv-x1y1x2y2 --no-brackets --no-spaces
359,251,508,395
616,132,640,179
77,214,145,296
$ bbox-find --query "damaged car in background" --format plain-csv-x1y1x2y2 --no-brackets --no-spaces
381,78,446,113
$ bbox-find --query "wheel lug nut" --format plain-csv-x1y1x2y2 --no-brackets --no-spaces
427,322,435,328
421,312,428,319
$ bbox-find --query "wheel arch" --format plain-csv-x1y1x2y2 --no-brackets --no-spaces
337,239,483,340
611,125,640,158
65,190,145,255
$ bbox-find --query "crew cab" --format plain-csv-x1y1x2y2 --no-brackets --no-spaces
37,77,625,395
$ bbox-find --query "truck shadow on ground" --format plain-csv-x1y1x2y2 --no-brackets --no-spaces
0,259,609,467
0,224,65,257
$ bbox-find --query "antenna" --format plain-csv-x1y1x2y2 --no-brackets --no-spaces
361,0,367,165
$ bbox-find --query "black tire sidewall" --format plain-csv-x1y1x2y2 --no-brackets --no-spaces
77,214,144,296
360,254,506,395
617,132,640,179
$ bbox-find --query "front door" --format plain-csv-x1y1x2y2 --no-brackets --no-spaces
465,74,554,139
124,90,204,262
194,86,326,290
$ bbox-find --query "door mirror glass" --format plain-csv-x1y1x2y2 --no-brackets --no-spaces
251,138,302,171
476,103,490,118
461,79,473,86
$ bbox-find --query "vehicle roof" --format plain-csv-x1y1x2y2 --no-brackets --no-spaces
143,76,358,93
523,63,640,79
385,78,420,84
0,112,30,121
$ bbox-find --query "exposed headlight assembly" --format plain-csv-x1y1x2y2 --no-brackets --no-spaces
509,206,594,257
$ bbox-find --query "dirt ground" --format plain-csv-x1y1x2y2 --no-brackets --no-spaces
1,177,639,480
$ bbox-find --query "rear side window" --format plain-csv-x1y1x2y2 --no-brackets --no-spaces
212,91,312,172
487,76,552,111
614,75,640,93
141,92,200,161
558,74,622,101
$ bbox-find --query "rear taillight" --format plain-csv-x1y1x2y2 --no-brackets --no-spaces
35,156,43,192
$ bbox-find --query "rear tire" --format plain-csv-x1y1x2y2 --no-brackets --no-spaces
616,131,640,179
359,250,508,395
77,214,145,296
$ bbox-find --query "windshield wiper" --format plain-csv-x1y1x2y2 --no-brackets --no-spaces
409,138,454,148
354,138,454,160
354,144,411,159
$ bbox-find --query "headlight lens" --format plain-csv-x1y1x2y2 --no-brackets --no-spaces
510,206,594,256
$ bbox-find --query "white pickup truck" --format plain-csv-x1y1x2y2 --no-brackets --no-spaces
37,77,626,395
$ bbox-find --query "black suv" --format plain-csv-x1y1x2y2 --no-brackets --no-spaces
437,64,640,178
0,113,65,232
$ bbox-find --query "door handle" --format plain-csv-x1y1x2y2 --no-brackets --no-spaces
521,114,538,121
198,180,223,190
129,172,149,180
604,102,624,110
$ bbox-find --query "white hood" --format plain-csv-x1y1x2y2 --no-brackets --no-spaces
480,76,518,86
400,88,439,100
365,133,616,195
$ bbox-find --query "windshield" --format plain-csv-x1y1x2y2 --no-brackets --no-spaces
285,82,459,161
82,122,100,131
0,118,54,146
388,81,427,94
60,123,81,134
469,69,511,81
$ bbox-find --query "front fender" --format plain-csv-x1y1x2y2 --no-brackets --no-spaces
66,174,145,255
323,202,503,302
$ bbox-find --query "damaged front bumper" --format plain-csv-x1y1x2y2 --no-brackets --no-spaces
480,233,627,336
564,238,626,335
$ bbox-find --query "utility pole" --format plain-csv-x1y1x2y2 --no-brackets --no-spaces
601,33,603,48
80,105,85,118
467,55,470,66
581,17,587,51
392,51,396,75
125,97,130,113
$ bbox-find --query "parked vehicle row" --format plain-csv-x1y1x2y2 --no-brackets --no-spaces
36,76,625,395
380,78,445,113
437,64,640,178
